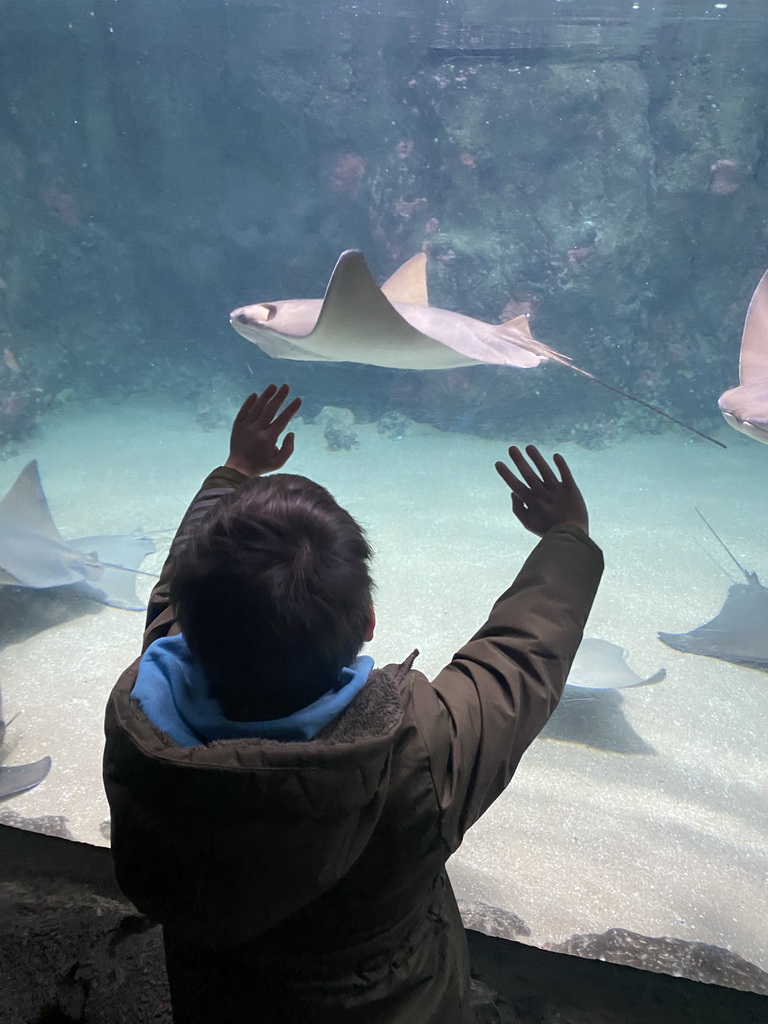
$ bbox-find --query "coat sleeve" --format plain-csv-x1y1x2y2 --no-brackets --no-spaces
141,466,248,651
416,524,604,853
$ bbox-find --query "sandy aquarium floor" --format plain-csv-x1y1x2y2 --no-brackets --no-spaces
0,397,766,974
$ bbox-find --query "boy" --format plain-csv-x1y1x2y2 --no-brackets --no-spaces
103,383,603,1024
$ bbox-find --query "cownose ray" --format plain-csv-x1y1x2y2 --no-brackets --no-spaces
659,510,768,671
231,250,724,447
566,638,666,690
718,267,768,444
0,460,156,611
541,638,665,754
0,688,50,801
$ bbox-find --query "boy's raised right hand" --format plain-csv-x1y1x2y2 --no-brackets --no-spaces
495,445,589,537
225,384,302,478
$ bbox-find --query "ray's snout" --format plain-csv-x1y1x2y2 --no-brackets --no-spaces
718,385,768,445
720,408,768,445
229,303,277,326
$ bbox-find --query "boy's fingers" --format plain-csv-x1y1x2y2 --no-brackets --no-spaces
495,460,522,492
270,396,303,435
234,392,259,423
507,446,542,489
496,462,532,504
553,453,576,487
525,445,557,486
252,383,277,410
511,493,528,521
251,383,287,425
257,383,291,425
246,387,277,426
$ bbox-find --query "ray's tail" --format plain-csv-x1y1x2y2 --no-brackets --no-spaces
498,322,725,449
539,343,727,449
694,508,759,584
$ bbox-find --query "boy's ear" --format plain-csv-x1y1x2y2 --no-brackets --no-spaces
364,606,376,643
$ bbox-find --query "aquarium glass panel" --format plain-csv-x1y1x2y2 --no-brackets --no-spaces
1,0,766,995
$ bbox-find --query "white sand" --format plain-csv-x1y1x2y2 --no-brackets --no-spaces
0,397,766,973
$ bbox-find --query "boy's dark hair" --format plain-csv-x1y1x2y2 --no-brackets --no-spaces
170,473,373,721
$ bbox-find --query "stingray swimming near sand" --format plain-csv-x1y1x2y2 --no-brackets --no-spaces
718,267,768,444
659,511,768,671
231,250,724,447
0,690,50,801
0,460,155,611
542,638,665,754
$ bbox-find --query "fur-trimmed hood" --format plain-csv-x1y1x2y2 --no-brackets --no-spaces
104,652,413,946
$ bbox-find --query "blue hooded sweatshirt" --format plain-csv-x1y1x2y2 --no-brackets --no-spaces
131,634,374,747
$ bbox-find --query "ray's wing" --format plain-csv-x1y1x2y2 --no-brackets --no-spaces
0,463,154,603
718,268,768,442
0,461,65,545
0,757,52,799
314,250,437,346
739,267,768,385
659,579,768,670
0,527,101,589
380,253,430,306
380,254,563,366
494,313,575,367
0,461,101,588
301,250,479,368
566,637,666,689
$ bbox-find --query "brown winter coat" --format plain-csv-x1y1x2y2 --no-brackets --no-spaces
103,467,604,1024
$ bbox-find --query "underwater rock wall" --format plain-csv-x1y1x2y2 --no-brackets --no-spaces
0,0,766,445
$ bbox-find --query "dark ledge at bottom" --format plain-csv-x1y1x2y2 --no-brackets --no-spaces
0,823,766,1024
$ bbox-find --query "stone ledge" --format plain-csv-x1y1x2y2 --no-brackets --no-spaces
1,824,766,1024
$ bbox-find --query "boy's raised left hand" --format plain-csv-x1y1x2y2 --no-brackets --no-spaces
225,384,302,477
495,444,589,537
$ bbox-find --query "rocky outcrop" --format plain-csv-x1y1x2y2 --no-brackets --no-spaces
0,4,767,447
